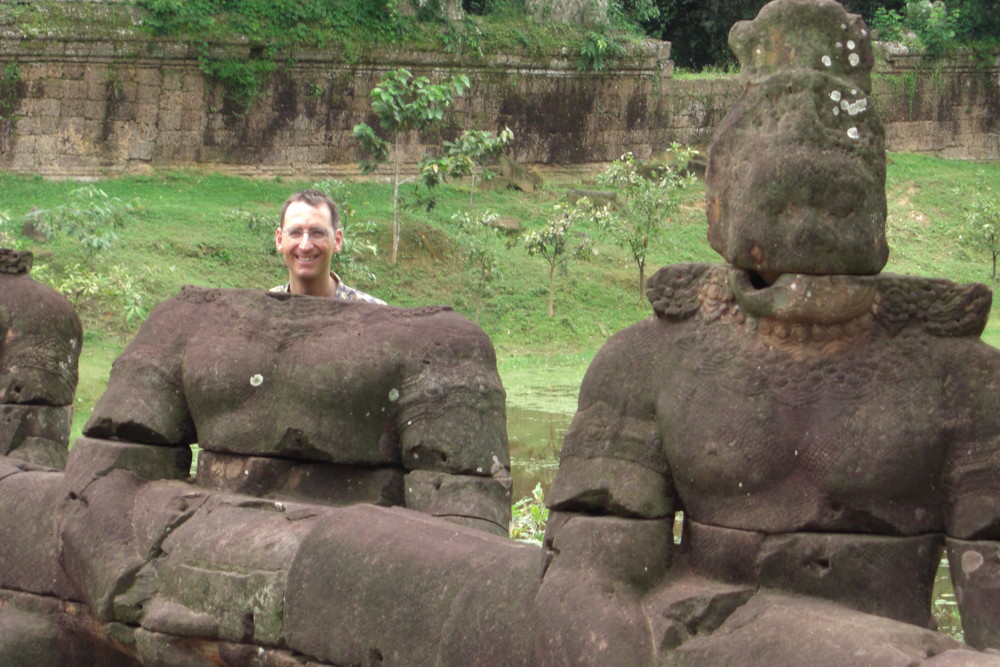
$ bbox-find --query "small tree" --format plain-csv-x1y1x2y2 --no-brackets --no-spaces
595,146,697,299
965,180,999,286
353,68,470,264
25,185,139,268
447,128,514,210
453,210,505,322
524,202,593,318
22,186,147,339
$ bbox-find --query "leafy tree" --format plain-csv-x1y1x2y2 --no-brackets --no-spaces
964,176,999,286
594,146,697,298
524,203,593,318
452,210,505,322
353,68,470,264
435,127,514,211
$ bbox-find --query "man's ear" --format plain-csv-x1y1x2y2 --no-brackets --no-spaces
274,227,283,251
333,228,344,253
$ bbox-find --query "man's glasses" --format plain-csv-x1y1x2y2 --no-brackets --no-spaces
284,227,331,242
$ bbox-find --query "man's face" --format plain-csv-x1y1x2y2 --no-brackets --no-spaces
275,200,343,283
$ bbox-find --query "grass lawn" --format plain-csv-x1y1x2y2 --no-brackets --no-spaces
2,152,998,442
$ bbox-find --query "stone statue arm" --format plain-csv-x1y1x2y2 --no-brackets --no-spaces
944,343,1000,651
534,324,675,665
395,353,513,537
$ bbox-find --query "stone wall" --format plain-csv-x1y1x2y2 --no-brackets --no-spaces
0,29,996,178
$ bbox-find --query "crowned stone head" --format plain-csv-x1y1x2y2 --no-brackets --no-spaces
705,0,888,279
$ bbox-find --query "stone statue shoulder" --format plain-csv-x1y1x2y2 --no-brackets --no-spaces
646,263,739,322
874,274,992,338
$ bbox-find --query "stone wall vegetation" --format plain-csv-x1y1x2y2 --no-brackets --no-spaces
0,2,996,177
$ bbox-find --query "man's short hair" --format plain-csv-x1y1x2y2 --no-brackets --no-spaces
279,190,340,231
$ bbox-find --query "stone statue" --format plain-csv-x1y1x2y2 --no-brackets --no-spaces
539,0,1000,664
0,247,81,469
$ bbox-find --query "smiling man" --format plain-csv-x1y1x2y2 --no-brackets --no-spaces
270,190,385,303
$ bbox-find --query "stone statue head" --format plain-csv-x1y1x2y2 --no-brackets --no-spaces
705,0,889,279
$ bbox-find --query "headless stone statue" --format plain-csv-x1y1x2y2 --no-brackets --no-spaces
0,248,81,469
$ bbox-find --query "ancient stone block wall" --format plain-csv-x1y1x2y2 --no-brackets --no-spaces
875,52,1000,160
0,30,996,178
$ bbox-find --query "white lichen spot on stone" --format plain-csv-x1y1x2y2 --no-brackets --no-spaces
847,127,860,139
851,88,858,95
388,388,400,401
250,374,263,387
756,48,761,55
830,90,842,101
833,107,840,115
847,98,868,115
477,466,483,473
841,23,847,30
962,549,985,574
841,99,850,110
849,53,860,66
862,29,868,37
835,42,842,49
821,55,832,67
847,39,856,50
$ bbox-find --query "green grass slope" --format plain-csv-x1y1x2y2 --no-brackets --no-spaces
1,152,997,436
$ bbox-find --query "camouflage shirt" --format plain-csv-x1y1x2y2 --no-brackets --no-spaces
270,271,386,304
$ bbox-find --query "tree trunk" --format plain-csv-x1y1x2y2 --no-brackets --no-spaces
391,135,401,264
638,260,645,300
547,261,556,318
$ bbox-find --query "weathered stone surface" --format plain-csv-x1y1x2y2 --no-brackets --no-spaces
0,404,72,468
642,570,756,655
663,593,964,666
64,435,191,496
535,514,672,666
86,288,508,477
404,469,511,536
133,628,330,667
285,504,545,666
0,606,139,667
59,472,207,621
196,450,403,506
686,520,940,628
705,0,888,277
498,155,543,193
0,467,78,599
140,495,334,646
0,248,82,406
947,539,1000,650
547,454,672,518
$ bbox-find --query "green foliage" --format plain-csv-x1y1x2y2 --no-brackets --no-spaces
55,263,149,341
0,209,16,248
352,68,471,264
523,202,594,318
594,145,698,298
19,186,146,338
24,186,140,268
426,127,514,210
0,61,20,122
199,57,276,113
961,174,999,286
871,0,961,58
452,210,505,321
577,30,624,71
510,482,549,545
